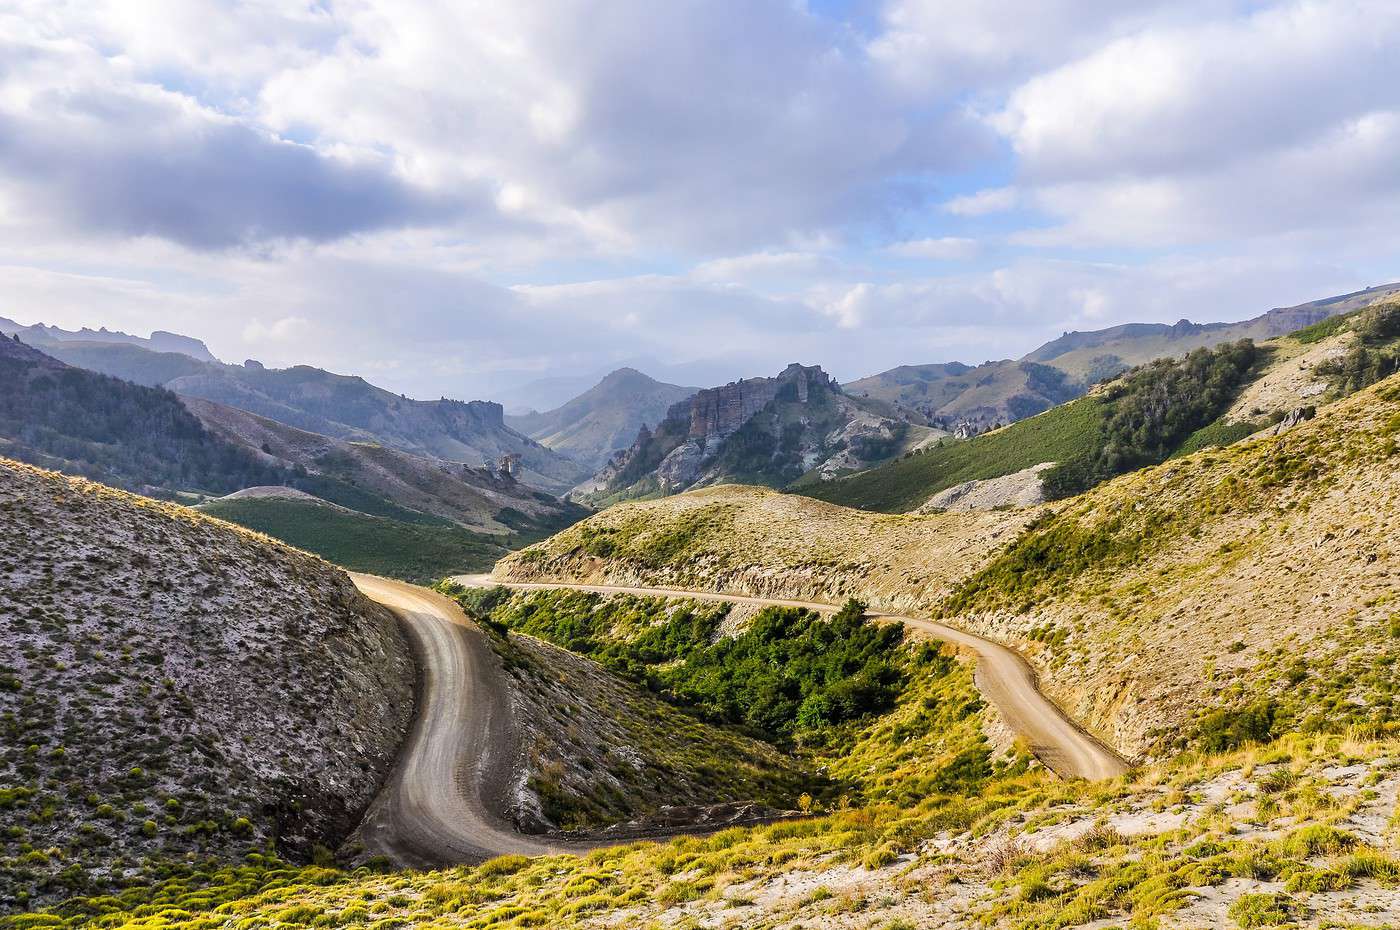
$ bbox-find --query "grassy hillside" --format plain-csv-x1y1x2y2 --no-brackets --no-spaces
816,295,1400,517
201,496,507,584
801,338,1266,512
0,458,413,913
18,731,1400,928
796,395,1103,512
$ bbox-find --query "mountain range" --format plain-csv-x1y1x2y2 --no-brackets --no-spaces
3,331,591,495
506,367,697,472
847,281,1400,431
580,362,937,504
10,282,1400,928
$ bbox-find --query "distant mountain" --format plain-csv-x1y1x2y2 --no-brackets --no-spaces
26,335,591,494
0,316,217,361
582,363,936,503
0,335,584,539
506,368,698,472
0,334,282,495
186,396,585,537
848,282,1400,432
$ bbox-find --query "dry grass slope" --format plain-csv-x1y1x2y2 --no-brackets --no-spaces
0,458,414,912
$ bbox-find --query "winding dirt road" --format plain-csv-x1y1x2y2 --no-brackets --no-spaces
455,574,1130,782
349,575,576,866
349,572,1128,867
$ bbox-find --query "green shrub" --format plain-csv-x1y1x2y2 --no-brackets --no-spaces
1227,892,1292,928
1195,702,1276,753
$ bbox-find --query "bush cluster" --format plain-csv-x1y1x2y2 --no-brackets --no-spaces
1043,339,1260,498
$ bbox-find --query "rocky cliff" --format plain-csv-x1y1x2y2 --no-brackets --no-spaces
581,363,919,501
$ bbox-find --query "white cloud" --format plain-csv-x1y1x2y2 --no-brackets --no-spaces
989,0,1400,250
888,237,980,260
242,316,311,344
944,187,1018,216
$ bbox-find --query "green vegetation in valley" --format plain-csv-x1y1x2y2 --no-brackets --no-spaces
203,498,506,584
454,615,816,831
1040,340,1261,499
287,472,454,525
437,585,1018,811
795,395,1104,512
444,587,906,745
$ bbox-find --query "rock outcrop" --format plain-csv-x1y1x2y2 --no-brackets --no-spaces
916,462,1055,513
583,363,913,499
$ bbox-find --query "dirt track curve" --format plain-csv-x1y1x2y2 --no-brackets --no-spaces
350,572,1129,867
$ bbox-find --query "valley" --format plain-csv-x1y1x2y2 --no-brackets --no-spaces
7,285,1400,930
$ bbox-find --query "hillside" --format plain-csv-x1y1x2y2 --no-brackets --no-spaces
499,366,1400,764
797,394,1105,512
847,359,1079,432
440,584,1021,823
805,295,1400,514
0,335,283,496
1028,281,1400,380
848,282,1400,433
434,587,814,833
18,333,588,494
0,458,414,911
199,495,509,584
506,368,697,472
582,363,933,504
186,397,585,537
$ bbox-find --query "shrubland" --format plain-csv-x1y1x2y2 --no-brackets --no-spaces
0,458,413,913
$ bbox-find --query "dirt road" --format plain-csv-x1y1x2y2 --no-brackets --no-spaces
350,574,575,866
456,574,1130,782
349,572,1128,867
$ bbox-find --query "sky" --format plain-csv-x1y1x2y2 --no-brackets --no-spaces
2,0,1398,403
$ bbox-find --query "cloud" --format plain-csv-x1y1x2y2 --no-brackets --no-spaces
242,316,311,344
943,187,1018,216
888,237,980,260
252,1,994,253
0,17,473,250
989,0,1400,249
0,0,1395,403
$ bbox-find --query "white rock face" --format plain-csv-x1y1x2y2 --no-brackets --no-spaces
916,462,1056,513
